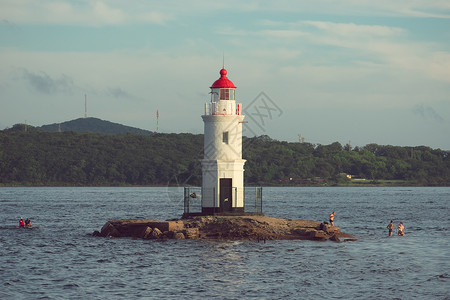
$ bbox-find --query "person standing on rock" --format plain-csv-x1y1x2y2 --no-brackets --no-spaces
397,222,405,236
329,211,335,226
387,220,394,236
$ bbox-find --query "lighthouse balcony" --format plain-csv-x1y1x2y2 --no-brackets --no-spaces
205,102,242,116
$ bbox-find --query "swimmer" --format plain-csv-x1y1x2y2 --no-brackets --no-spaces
397,222,405,236
387,220,394,236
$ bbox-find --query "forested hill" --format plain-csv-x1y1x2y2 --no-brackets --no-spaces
39,117,154,135
0,130,449,186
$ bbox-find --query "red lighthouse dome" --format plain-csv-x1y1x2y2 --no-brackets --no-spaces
210,68,236,89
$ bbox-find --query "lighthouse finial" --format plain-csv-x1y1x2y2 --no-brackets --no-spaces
222,51,224,69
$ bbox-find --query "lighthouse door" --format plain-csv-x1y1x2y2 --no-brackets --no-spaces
219,178,232,212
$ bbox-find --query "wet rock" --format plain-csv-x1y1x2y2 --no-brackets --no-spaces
164,230,174,239
100,222,121,237
184,228,199,239
174,232,185,239
292,228,314,236
92,230,104,237
310,230,328,241
329,235,341,242
96,216,357,242
148,227,163,239
141,226,153,239
319,222,340,234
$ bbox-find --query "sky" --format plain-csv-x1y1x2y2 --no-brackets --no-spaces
1,1,450,150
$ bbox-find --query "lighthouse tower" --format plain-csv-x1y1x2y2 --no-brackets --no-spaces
201,67,246,215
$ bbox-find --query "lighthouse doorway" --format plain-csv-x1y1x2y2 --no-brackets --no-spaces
219,178,232,212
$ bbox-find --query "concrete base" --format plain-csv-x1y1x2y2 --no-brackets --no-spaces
201,207,245,215
182,211,263,219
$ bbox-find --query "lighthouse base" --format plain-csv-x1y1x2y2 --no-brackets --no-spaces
202,206,245,215
182,210,263,219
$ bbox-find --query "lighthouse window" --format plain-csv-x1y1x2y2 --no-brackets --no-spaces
220,89,229,100
223,131,229,144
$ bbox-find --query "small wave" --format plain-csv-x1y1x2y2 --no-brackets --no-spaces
427,273,450,282
0,226,20,230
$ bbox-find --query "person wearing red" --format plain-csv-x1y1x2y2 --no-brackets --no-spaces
19,218,25,227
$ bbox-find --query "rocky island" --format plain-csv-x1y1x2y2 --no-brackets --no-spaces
94,215,357,242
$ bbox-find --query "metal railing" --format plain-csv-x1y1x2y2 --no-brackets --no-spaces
183,186,262,215
184,187,203,215
244,186,263,214
204,102,242,116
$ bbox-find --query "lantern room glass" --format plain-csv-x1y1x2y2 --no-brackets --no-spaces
219,89,235,100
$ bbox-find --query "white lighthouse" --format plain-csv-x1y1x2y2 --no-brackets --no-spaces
201,67,246,215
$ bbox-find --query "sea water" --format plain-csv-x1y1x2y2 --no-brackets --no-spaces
0,187,448,299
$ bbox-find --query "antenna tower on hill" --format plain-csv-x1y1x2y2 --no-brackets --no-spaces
156,109,159,133
84,94,87,118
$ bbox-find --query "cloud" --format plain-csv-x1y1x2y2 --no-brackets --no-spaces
302,21,405,37
0,0,169,26
91,2,126,25
22,70,74,94
136,11,173,25
107,87,137,100
413,105,444,122
1,0,449,28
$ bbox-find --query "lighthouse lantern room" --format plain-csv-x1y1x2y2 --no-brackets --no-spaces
200,67,246,215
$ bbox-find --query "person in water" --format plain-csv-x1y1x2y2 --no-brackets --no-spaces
387,220,394,236
190,192,196,198
329,211,335,226
19,218,25,227
25,218,31,227
397,222,405,236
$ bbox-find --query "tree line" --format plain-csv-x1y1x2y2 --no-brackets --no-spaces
1,126,449,186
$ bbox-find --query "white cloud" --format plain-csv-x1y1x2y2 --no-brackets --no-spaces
0,0,171,26
302,21,405,37
260,29,307,39
137,11,173,25
264,21,450,84
2,0,449,28
92,2,126,25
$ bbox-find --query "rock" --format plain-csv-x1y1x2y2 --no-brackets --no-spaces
319,223,340,234
95,216,356,242
92,230,104,237
100,222,121,237
292,228,314,236
148,227,163,239
329,235,341,242
310,230,328,241
141,226,153,239
174,232,185,239
184,228,199,239
164,231,174,239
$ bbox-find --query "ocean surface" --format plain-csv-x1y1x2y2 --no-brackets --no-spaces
0,186,448,299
